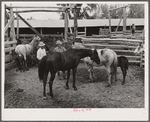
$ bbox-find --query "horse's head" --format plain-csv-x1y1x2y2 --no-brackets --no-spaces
90,49,100,64
31,35,41,51
34,35,41,40
134,43,144,55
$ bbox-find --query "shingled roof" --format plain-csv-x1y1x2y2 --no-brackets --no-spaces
13,19,144,28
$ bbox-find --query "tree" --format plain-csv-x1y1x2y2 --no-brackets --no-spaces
57,3,98,20
57,3,144,19
128,4,144,18
100,4,109,19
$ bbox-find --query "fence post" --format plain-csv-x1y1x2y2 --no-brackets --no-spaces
5,4,9,40
17,9,19,39
123,7,126,34
64,9,68,42
108,11,111,33
10,4,16,41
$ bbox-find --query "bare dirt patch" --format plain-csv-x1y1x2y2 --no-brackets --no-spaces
4,63,144,108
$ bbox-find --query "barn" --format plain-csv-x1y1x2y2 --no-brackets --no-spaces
8,18,144,37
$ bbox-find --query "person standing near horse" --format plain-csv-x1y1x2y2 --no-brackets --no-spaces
131,24,136,35
54,40,67,79
37,41,47,64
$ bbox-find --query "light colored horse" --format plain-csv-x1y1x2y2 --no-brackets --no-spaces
15,35,41,70
134,43,145,55
72,42,118,87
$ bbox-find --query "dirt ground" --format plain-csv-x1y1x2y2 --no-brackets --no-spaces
4,63,144,108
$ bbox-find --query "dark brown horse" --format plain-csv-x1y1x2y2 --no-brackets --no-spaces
117,56,128,85
38,48,100,100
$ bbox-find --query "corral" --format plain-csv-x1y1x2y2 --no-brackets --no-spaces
4,3,145,109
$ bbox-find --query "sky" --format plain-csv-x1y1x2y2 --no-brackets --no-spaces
5,2,61,20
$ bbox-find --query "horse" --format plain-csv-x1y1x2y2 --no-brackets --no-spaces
38,48,100,100
72,41,118,87
134,42,145,55
82,48,118,87
15,35,41,71
72,41,129,85
117,56,128,85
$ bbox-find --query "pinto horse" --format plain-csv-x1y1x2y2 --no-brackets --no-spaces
15,35,41,71
72,41,118,87
83,49,118,87
134,42,145,55
38,48,100,99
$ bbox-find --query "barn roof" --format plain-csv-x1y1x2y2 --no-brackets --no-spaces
13,19,144,28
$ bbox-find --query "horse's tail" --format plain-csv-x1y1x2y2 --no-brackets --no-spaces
38,56,48,82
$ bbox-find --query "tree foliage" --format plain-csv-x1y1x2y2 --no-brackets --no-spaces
57,4,144,19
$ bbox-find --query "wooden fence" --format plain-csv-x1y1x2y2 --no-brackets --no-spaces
5,40,17,70
82,37,144,65
18,34,63,44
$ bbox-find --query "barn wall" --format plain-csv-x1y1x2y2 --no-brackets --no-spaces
12,25,144,37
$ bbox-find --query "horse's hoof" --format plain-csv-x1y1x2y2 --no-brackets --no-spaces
106,84,111,87
47,92,53,97
65,86,69,90
89,79,94,82
121,82,125,85
43,97,47,100
74,87,78,91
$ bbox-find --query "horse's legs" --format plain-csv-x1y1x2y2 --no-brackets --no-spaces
66,69,70,89
121,67,126,85
72,68,77,90
114,66,117,82
25,58,29,71
21,58,25,72
48,72,56,97
105,66,112,87
84,62,94,82
89,64,94,82
43,71,49,100
24,54,29,71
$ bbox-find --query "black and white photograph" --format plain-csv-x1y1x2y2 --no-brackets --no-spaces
2,1,149,121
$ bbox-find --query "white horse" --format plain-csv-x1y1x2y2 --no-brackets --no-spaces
15,35,41,71
72,42,118,87
134,42,145,55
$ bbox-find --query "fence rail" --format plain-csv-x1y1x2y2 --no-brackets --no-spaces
19,34,63,38
82,37,144,65
5,40,17,70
